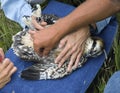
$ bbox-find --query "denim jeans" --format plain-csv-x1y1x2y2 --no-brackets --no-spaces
104,71,120,93
25,0,46,4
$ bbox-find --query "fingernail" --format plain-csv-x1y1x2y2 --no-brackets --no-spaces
14,67,17,71
58,44,62,48
58,64,61,68
67,68,72,73
55,60,57,63
72,66,76,70
55,58,59,63
55,61,57,63
67,68,70,72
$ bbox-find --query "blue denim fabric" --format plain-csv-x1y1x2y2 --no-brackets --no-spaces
0,0,112,34
1,0,32,28
0,1,118,93
96,17,112,34
104,71,120,93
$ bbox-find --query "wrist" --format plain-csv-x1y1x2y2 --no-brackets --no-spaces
52,18,72,39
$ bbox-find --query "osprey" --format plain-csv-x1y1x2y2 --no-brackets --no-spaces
11,4,104,80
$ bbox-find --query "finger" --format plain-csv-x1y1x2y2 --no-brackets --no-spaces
8,67,17,77
40,21,47,27
0,67,16,84
0,78,11,89
5,62,16,76
0,59,10,73
57,45,78,67
55,44,71,64
67,50,79,72
70,44,79,54
29,30,36,34
73,45,84,69
58,37,67,49
0,61,14,79
28,30,37,39
0,76,11,83
32,17,44,30
73,50,83,69
29,31,43,56
32,38,44,56
58,49,73,68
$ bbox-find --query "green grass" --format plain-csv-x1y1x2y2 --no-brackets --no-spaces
0,10,21,52
0,1,120,93
114,14,120,70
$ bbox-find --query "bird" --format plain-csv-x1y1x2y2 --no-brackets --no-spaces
11,4,105,80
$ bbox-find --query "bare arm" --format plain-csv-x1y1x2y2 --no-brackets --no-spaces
0,48,17,89
55,0,120,38
30,0,120,55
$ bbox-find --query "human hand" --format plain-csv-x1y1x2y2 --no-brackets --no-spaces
29,19,62,56
32,16,47,30
0,48,17,89
55,26,90,72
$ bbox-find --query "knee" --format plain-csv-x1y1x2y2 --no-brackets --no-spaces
104,71,120,93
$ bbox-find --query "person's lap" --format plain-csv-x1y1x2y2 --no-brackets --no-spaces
104,71,120,93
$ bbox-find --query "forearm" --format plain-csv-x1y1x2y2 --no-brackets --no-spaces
55,0,120,38
1,0,32,28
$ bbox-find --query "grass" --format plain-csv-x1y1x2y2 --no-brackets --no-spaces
114,14,120,70
0,1,120,93
0,10,21,51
